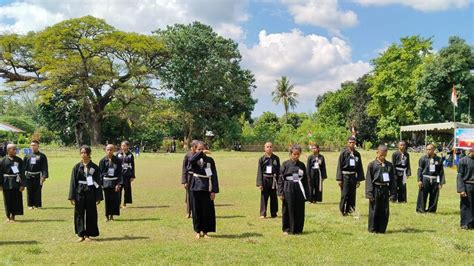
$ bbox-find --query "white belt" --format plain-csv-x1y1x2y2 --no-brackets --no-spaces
465,180,474,184
193,173,211,179
285,175,306,200
342,171,356,175
4,174,18,178
78,180,88,184
374,182,389,186
396,168,407,184
395,167,406,171
103,177,118,181
423,175,438,179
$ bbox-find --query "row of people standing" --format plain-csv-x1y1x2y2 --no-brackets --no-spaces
68,141,136,242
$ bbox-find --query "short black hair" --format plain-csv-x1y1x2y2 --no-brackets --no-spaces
80,145,92,156
31,140,40,145
348,136,356,142
289,144,302,154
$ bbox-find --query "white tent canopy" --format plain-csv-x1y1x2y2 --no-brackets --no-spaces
400,122,474,146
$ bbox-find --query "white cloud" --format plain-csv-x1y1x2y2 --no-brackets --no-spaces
282,0,358,32
241,29,371,114
0,0,249,39
353,0,470,12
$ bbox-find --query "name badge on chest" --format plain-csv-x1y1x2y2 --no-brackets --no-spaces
30,157,37,165
349,159,356,166
108,167,115,176
382,172,390,182
429,164,436,172
11,165,19,174
314,160,320,169
266,165,272,174
292,173,299,181
86,175,94,186
205,163,213,176
401,159,406,166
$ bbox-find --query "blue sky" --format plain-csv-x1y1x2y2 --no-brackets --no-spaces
0,0,472,117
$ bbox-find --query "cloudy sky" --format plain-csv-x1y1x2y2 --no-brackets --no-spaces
0,0,472,116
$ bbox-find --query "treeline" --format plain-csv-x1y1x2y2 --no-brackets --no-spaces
1,16,473,151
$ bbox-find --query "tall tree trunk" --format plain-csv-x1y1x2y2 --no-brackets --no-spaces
74,122,84,147
90,114,102,146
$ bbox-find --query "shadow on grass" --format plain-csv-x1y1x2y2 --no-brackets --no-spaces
305,230,353,236
216,215,245,219
0,240,39,245
215,203,234,207
387,227,436,234
115,218,160,222
95,236,150,242
40,207,71,210
435,210,459,216
214,232,263,239
309,202,339,205
17,219,66,223
129,205,170,209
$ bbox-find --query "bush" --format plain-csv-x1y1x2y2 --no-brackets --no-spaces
363,141,373,151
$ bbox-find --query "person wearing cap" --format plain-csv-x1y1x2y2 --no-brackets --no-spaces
182,140,199,219
256,142,280,218
187,141,219,239
391,140,411,203
416,144,445,213
307,144,327,203
365,145,397,233
336,137,365,216
0,144,25,222
117,141,135,208
277,144,309,235
99,144,123,222
68,145,103,242
23,140,49,209
456,147,474,229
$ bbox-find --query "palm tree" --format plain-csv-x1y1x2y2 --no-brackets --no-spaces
272,76,298,119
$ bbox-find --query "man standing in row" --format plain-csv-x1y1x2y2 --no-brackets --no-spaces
365,145,397,233
306,144,327,203
99,144,123,221
256,142,280,219
117,141,135,208
336,137,365,216
391,141,411,203
416,144,445,213
23,140,49,209
457,147,474,229
182,140,198,218
0,144,25,222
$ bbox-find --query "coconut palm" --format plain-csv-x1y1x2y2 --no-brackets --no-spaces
272,76,298,119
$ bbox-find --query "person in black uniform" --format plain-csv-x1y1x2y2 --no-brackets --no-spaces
336,137,365,216
68,145,103,242
457,147,474,229
278,144,309,235
365,145,397,233
117,140,135,208
188,141,219,239
23,140,49,209
307,144,327,203
391,140,411,203
256,142,280,218
99,144,123,222
182,140,198,218
416,144,445,213
0,144,25,223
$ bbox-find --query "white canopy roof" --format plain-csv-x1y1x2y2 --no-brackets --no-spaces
400,122,474,133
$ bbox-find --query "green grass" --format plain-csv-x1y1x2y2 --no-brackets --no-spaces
0,149,472,264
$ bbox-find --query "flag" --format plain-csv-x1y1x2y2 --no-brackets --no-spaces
451,85,458,107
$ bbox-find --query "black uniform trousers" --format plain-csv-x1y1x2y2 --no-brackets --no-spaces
121,176,133,204
191,191,216,233
416,177,440,213
309,172,323,203
340,175,357,215
3,189,23,218
394,173,407,203
368,185,390,233
186,174,193,216
74,189,99,237
282,181,305,234
104,188,120,216
26,174,42,207
260,176,278,217
460,183,474,229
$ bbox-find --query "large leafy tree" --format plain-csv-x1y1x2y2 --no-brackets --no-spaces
347,74,377,142
155,22,256,147
315,81,354,128
0,16,167,145
273,76,298,119
367,36,432,140
415,36,474,123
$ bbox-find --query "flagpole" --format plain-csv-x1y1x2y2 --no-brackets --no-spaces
469,96,472,124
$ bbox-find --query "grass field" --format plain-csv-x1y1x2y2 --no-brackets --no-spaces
0,148,472,264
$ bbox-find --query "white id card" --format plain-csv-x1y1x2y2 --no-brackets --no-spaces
11,165,19,174
382,172,390,182
298,169,304,176
314,162,319,169
266,165,272,174
87,176,94,186
349,159,355,166
292,173,299,180
205,167,213,176
30,157,37,165
436,176,440,183
429,164,436,172
401,159,405,166
108,168,115,176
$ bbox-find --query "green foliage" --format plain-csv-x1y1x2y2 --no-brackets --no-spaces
316,81,354,128
368,35,432,140
0,116,35,133
363,141,373,151
273,76,298,118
